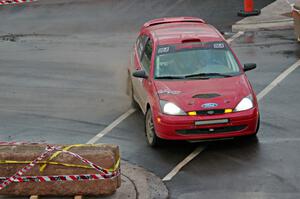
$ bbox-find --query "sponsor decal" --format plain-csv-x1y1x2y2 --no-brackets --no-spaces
158,89,181,95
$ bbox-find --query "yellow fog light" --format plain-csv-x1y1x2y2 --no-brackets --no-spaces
188,111,197,116
157,117,161,123
224,109,233,113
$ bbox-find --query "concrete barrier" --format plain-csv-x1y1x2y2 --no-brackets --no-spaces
0,143,120,196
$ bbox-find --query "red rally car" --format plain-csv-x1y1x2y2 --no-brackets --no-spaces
129,17,260,146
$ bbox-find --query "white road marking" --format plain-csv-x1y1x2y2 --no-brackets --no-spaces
86,108,136,144
257,59,300,101
226,31,244,44
162,146,206,181
162,32,246,182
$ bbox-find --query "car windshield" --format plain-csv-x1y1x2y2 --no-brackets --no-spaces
154,42,241,79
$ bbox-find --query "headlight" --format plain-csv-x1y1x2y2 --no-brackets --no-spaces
160,100,186,115
234,95,254,112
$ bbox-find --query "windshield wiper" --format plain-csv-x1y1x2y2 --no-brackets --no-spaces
185,72,232,78
155,76,186,79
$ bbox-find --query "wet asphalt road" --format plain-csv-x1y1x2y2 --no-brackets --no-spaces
0,0,275,142
1,0,300,198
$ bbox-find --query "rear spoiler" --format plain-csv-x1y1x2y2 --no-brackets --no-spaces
142,17,205,28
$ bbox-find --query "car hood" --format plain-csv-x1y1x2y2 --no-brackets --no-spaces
154,75,252,111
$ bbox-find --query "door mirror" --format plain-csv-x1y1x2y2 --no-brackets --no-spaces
243,63,256,72
132,70,148,79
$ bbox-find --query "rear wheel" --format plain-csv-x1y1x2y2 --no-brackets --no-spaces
145,109,162,147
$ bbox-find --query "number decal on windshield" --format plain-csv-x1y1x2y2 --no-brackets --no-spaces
158,47,170,54
213,43,225,49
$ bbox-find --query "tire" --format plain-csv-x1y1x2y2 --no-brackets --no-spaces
145,109,162,147
255,115,260,134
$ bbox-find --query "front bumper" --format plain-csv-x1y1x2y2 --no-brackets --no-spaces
153,107,259,141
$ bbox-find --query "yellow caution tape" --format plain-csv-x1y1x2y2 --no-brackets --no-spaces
0,160,93,169
39,144,79,172
0,144,120,173
0,159,120,172
40,144,120,172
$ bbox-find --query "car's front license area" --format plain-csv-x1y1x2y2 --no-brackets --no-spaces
153,107,259,140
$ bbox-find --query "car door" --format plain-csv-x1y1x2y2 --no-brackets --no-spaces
132,34,147,108
132,35,153,113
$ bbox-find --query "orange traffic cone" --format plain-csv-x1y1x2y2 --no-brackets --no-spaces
238,0,260,17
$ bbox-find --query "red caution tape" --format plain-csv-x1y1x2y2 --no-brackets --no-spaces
0,0,37,6
0,145,58,190
0,172,120,183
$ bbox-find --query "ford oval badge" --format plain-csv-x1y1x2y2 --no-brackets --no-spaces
201,103,218,108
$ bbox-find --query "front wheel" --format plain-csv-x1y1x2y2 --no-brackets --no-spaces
145,109,162,147
255,115,260,134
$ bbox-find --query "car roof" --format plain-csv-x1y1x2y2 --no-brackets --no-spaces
141,17,224,46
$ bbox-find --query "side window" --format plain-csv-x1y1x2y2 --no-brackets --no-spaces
136,35,148,60
141,38,153,73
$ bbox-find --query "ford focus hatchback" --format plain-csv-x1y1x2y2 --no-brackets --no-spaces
129,17,260,146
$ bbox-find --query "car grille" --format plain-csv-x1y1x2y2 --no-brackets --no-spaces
196,109,225,115
176,125,247,135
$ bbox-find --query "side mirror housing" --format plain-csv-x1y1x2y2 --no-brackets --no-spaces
132,70,148,79
243,63,256,72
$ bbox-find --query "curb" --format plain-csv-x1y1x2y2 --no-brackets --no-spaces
232,0,294,32
120,161,169,199
232,19,294,32
106,161,169,199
